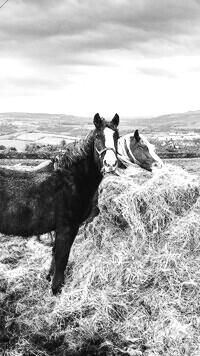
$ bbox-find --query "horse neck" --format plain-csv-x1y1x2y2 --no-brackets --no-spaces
78,147,103,192
63,134,102,192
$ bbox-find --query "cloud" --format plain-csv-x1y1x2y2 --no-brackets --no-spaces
137,67,177,79
0,76,68,96
1,0,200,116
0,0,200,67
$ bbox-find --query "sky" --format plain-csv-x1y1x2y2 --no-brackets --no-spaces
1,0,200,118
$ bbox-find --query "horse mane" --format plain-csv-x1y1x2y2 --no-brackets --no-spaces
139,133,156,151
56,131,95,169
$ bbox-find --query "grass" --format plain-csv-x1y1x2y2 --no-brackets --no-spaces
1,163,200,355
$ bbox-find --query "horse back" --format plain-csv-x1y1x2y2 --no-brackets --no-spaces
0,168,61,236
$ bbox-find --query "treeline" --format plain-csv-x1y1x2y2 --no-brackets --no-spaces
0,151,52,159
0,141,68,160
0,150,200,160
0,139,200,160
158,151,200,159
152,136,200,159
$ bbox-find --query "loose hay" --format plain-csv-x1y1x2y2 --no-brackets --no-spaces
1,163,200,355
97,164,200,240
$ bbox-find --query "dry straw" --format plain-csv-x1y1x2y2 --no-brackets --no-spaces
1,163,200,355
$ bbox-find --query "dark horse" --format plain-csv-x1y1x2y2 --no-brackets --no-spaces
0,113,120,294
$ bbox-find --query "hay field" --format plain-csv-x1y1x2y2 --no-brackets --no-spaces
1,162,200,355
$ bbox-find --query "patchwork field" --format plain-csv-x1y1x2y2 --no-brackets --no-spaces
0,113,91,151
0,110,200,153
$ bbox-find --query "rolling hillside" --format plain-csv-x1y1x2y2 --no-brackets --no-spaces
120,110,200,134
0,110,200,134
0,110,200,153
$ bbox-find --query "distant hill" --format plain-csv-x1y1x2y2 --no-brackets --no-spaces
121,110,200,134
150,110,200,130
0,110,200,157
0,110,200,135
0,112,90,124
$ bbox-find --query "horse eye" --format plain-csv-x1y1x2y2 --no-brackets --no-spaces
140,141,146,148
96,134,101,139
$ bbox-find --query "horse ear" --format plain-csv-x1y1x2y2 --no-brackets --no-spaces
111,113,119,127
134,129,140,142
93,113,103,129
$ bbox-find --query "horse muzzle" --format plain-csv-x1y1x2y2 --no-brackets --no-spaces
103,160,118,173
97,147,118,173
152,160,163,170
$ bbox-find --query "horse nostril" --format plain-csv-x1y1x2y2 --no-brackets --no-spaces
103,159,118,172
104,160,117,167
104,160,110,167
152,161,163,169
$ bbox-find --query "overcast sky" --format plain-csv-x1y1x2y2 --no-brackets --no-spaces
1,0,200,117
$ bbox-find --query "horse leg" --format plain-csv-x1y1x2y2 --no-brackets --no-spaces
84,204,99,239
51,225,78,295
46,240,56,282
49,231,55,246
83,190,100,238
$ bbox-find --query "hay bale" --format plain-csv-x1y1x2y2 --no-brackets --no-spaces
2,163,200,355
164,196,200,253
96,164,200,240
64,164,200,354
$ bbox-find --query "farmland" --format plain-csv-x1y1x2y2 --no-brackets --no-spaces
0,113,92,151
0,110,200,156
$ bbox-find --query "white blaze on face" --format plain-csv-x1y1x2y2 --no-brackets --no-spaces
103,127,117,172
118,136,127,157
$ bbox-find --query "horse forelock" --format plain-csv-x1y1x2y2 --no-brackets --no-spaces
124,136,139,164
56,131,95,169
139,133,163,166
139,134,155,151
120,132,155,151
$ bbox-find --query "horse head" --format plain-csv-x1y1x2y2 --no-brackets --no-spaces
118,130,163,171
93,113,119,174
